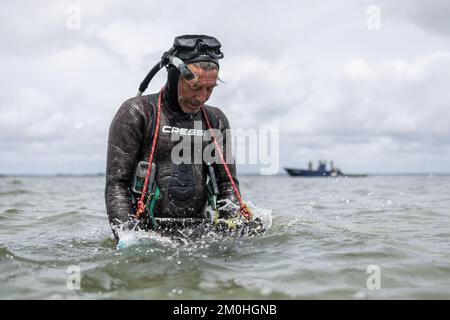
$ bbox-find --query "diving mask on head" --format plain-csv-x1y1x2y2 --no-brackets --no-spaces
136,35,224,97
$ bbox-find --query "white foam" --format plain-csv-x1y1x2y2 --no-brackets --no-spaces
245,200,273,230
116,228,177,249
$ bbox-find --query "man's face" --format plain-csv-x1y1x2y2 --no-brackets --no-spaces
177,64,218,113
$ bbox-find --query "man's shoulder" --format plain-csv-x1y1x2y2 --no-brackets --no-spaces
121,93,158,111
111,94,160,127
203,104,228,120
203,104,231,129
115,94,160,121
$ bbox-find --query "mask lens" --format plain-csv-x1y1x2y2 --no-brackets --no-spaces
174,36,221,50
174,37,197,49
172,35,224,62
201,38,221,49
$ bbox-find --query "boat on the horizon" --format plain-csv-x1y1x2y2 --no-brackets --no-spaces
285,161,367,177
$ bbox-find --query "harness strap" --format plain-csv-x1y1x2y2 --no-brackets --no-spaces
134,90,252,222
200,106,252,220
148,186,160,228
136,88,163,218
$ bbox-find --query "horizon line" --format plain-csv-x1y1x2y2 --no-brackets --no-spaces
1,172,450,177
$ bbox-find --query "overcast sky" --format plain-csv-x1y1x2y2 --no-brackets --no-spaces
1,0,450,175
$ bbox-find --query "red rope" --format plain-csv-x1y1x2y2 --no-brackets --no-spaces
200,107,252,220
136,88,163,218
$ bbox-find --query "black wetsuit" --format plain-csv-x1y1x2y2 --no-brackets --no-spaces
105,72,240,240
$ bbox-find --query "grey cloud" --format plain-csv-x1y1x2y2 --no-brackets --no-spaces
378,0,450,38
407,0,450,37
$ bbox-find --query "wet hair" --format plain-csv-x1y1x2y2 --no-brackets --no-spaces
189,61,223,83
191,61,219,71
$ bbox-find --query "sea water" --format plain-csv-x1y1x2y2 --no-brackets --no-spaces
1,175,449,299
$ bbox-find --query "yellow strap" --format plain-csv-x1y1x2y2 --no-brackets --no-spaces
213,210,242,230
213,209,219,225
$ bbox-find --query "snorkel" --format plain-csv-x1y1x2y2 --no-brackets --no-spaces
136,35,224,97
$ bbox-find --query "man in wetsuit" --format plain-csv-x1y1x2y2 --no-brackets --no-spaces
105,35,242,241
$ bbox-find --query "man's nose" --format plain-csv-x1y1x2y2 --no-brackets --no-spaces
196,89,208,103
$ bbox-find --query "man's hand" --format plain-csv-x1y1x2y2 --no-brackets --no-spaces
217,199,240,219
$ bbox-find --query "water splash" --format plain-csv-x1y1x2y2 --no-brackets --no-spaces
245,200,272,230
114,202,272,251
116,228,178,250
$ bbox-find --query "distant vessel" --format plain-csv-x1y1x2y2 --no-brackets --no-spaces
285,161,367,177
